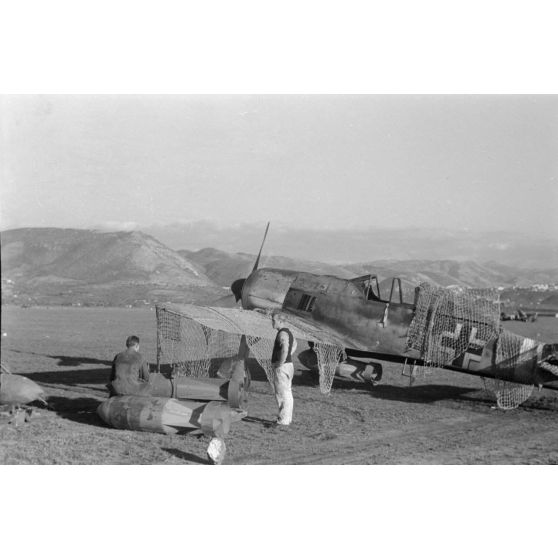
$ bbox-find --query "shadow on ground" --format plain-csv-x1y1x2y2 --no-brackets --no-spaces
295,369,485,404
368,383,480,404
161,447,208,464
8,350,112,367
24,368,111,387
242,415,277,427
47,395,106,427
51,355,113,367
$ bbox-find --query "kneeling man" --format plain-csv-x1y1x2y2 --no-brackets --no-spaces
109,335,152,396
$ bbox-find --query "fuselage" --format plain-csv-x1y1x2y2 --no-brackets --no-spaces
241,268,417,354
239,268,558,389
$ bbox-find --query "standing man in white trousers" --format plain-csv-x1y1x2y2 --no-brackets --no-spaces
271,312,297,425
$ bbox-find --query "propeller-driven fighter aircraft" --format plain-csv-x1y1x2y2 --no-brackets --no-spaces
215,224,558,401
155,224,558,412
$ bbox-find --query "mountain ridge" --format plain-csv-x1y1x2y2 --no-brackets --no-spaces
1,228,222,306
1,227,556,307
145,221,558,269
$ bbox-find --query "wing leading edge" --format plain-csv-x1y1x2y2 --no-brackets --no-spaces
158,303,346,348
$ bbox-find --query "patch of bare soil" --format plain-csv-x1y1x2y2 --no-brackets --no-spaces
226,367,558,465
1,307,557,465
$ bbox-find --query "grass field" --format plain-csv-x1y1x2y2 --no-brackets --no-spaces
1,305,557,465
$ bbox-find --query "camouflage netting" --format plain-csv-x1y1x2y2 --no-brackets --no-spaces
156,304,344,394
407,283,501,369
481,330,537,409
157,289,541,408
315,344,346,394
245,335,276,386
482,378,534,410
406,283,537,409
157,307,243,377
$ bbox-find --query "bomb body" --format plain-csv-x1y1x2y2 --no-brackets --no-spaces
97,395,246,436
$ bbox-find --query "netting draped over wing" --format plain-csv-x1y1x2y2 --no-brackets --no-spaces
314,344,346,394
156,304,344,393
157,311,242,377
245,335,276,386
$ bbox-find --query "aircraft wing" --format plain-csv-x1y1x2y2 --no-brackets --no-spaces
158,303,347,348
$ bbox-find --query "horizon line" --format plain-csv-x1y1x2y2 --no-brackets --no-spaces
1,222,556,240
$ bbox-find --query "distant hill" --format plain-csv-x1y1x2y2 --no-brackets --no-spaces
179,247,356,287
2,227,556,308
1,228,222,306
181,248,557,291
146,221,558,269
184,250,558,310
344,259,557,289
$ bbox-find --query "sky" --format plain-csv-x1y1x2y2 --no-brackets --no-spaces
2,94,557,238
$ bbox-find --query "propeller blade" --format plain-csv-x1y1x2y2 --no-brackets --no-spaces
230,222,271,303
252,221,270,272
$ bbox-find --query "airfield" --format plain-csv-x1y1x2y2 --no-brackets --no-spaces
1,304,557,465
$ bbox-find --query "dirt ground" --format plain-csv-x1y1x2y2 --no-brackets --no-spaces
1,305,557,465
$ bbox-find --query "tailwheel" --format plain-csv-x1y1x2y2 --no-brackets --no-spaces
361,362,383,385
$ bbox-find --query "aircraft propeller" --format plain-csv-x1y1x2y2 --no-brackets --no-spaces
230,221,270,302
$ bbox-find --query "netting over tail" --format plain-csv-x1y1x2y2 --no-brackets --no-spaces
406,283,501,371
405,284,538,409
314,343,346,394
482,378,534,410
481,330,538,409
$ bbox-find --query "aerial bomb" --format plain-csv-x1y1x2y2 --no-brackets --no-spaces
0,372,46,406
97,395,247,436
146,373,247,408
298,349,382,383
